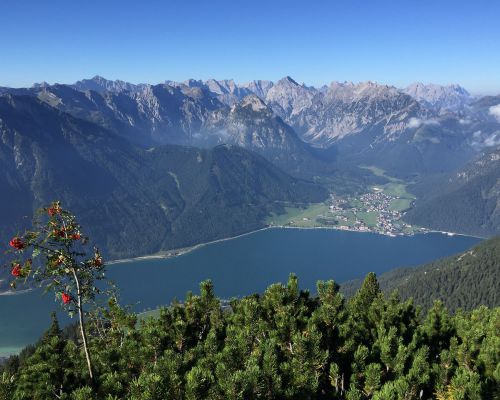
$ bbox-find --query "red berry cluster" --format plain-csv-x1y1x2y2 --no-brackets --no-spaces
61,292,72,304
11,263,22,277
47,204,62,217
9,237,24,250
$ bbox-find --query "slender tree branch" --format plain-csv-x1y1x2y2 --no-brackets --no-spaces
71,267,94,381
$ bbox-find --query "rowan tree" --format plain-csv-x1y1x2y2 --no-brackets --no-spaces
6,201,108,381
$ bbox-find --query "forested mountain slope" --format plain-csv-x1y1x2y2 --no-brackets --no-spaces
145,144,328,251
341,236,500,312
0,94,327,262
403,147,500,236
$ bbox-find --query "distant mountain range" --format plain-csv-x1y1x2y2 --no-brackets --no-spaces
0,75,499,244
342,236,500,312
402,82,473,113
2,75,498,177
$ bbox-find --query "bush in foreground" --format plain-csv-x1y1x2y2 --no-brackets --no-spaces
1,274,498,399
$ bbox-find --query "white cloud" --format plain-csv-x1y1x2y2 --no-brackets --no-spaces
484,132,500,147
426,119,440,126
408,117,422,128
407,117,440,129
470,129,500,149
488,104,500,122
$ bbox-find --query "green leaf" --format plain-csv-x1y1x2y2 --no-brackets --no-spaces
32,247,41,258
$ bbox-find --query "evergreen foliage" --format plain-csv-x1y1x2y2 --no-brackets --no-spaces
1,275,498,399
404,147,500,237
342,237,500,312
0,95,328,263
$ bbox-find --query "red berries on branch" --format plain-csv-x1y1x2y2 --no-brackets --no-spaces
11,263,21,277
93,255,103,267
61,292,71,304
49,226,81,241
50,227,66,238
6,201,102,380
47,204,62,217
9,237,25,250
92,248,103,267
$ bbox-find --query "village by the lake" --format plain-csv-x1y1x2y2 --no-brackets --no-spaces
268,170,428,237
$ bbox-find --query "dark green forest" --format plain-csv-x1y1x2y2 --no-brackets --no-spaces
1,274,498,399
403,148,500,238
342,236,500,312
0,95,328,262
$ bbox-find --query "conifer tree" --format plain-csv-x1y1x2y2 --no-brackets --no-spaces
13,314,78,399
0,372,15,400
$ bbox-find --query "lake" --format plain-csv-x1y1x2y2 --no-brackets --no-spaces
0,228,481,357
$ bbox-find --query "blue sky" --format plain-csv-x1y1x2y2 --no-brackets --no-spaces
1,0,499,94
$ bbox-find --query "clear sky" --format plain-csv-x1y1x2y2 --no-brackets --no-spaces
1,0,499,94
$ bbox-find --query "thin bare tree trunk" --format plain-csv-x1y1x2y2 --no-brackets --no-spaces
72,268,94,380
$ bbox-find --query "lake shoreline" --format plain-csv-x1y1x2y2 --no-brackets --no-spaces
107,226,271,265
108,225,485,266
0,228,482,357
0,225,485,297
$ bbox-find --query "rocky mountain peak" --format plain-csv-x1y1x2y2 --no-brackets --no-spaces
265,77,318,119
403,82,472,113
183,79,205,88
72,75,146,94
236,94,268,113
276,76,300,86
32,81,51,89
205,79,237,94
90,75,107,82
240,80,274,99
323,81,403,104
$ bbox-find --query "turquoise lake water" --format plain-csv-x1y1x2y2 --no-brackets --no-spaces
0,228,481,357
